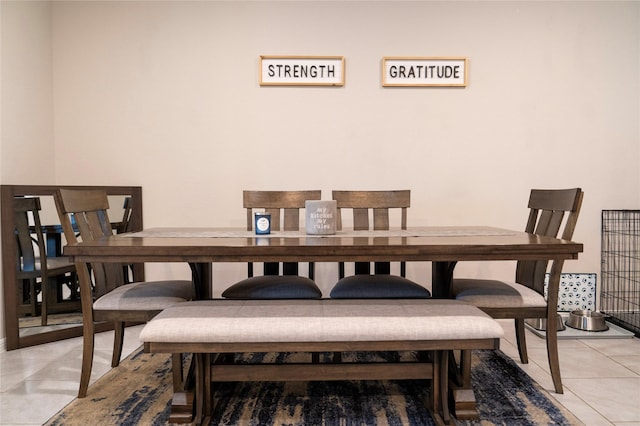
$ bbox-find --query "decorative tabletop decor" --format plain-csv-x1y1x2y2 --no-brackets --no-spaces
305,200,337,235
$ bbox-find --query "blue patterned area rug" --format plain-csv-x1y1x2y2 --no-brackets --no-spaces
45,349,582,426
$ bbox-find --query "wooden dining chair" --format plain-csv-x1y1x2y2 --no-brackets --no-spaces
14,197,78,326
54,189,194,398
329,190,431,298
222,190,323,299
452,188,584,394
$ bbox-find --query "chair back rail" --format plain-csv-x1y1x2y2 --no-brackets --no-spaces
516,188,584,294
333,190,410,232
55,189,125,298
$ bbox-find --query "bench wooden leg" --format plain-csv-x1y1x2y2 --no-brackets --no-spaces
168,355,196,424
429,350,449,426
432,350,440,414
202,353,213,424
459,349,472,388
450,349,480,420
440,350,451,425
172,353,183,392
193,353,207,426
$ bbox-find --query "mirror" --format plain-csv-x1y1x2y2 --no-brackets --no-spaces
1,185,143,350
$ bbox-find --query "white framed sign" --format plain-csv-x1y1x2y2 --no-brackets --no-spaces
382,57,468,87
260,56,345,86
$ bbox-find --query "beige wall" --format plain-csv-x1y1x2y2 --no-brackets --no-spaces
1,1,54,182
1,1,55,345
2,1,639,344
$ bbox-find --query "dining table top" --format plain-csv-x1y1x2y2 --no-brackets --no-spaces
62,226,583,264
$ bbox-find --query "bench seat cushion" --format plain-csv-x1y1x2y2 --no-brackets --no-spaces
139,299,503,344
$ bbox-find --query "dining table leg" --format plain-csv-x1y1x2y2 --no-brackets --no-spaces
166,262,213,423
189,262,212,300
431,261,457,298
432,260,481,420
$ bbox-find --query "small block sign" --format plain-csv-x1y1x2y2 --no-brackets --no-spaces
382,57,468,87
305,200,337,235
260,56,345,86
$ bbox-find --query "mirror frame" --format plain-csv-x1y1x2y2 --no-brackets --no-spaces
1,185,143,350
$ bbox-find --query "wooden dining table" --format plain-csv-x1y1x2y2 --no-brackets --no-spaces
62,226,583,420
63,226,583,297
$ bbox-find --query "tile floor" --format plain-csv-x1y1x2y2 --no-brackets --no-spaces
1,320,639,425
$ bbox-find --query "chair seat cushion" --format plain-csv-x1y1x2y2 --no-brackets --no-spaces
222,276,322,299
452,278,546,308
330,275,431,299
93,280,193,311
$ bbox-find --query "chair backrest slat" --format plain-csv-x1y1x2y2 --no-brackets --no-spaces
516,188,583,294
353,208,369,230
117,197,133,234
373,209,391,230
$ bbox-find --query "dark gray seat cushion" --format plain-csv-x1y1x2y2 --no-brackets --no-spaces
222,275,322,299
330,275,431,299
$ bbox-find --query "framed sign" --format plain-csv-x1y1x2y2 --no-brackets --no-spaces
260,56,345,86
382,57,468,87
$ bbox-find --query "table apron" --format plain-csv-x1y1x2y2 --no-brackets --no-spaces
67,253,579,263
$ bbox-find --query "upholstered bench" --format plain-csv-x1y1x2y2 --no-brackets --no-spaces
140,299,503,426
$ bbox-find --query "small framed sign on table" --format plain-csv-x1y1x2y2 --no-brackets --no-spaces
382,57,468,87
260,56,345,86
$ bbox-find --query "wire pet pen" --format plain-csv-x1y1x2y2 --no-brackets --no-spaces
601,210,640,336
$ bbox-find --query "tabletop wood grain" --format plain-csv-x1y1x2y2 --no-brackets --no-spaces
63,226,582,264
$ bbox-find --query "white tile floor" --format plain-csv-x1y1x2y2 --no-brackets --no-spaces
1,320,639,425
